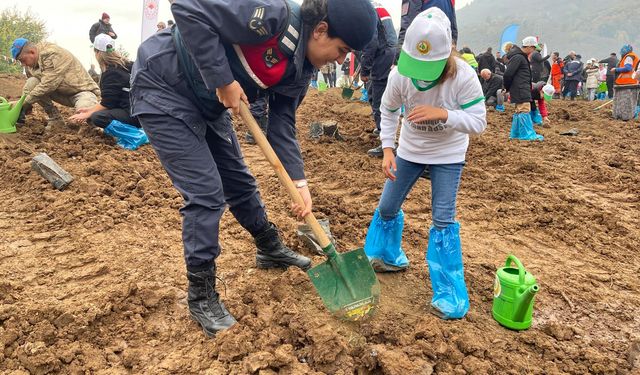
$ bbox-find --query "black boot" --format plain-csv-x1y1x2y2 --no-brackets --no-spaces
255,222,312,271
187,265,237,337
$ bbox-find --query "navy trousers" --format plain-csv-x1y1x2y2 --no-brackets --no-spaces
138,112,268,269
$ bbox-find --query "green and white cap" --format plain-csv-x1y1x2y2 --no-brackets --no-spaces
397,7,452,81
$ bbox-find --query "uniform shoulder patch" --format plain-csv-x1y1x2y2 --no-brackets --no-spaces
263,47,280,68
248,7,268,37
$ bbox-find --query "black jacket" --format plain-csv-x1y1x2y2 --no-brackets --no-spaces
89,20,117,43
477,52,496,74
100,62,133,111
529,51,550,82
599,56,619,77
503,46,532,104
482,74,503,99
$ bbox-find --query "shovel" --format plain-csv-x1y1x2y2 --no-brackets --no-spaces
239,102,380,321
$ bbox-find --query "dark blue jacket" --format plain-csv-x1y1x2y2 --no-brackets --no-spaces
361,6,396,81
397,0,457,62
563,59,584,82
130,0,313,179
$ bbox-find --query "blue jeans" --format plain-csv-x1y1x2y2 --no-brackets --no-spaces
378,157,464,229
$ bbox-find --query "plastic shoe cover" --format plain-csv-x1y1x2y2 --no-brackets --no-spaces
104,120,149,150
364,208,409,272
530,109,543,125
495,104,505,112
509,113,543,141
426,222,469,319
360,88,369,102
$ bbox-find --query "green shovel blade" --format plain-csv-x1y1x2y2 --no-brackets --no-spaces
307,245,380,321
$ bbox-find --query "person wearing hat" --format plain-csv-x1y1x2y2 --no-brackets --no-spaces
613,45,639,86
68,34,139,129
130,0,378,337
583,59,600,101
503,36,542,140
363,7,486,320
89,12,117,43
10,38,100,125
529,42,550,83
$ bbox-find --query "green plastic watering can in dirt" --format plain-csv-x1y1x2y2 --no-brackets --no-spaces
492,254,539,330
0,94,26,134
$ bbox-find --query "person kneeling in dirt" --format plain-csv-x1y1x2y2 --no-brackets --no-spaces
480,68,505,112
10,38,100,126
363,8,486,320
130,0,378,337
68,34,139,129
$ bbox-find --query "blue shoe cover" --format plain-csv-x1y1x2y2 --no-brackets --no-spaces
427,222,469,319
634,105,639,119
495,104,505,112
360,88,369,102
530,109,543,125
364,209,409,271
510,113,543,141
104,120,149,150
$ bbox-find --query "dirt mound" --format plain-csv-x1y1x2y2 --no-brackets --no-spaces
1,77,639,374
0,73,25,99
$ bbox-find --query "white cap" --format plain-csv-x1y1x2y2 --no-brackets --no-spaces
397,7,452,81
93,33,115,52
522,36,538,47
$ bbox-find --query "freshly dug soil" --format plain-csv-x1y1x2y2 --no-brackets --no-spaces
1,79,639,374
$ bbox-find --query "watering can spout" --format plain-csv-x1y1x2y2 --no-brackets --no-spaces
8,94,27,123
513,284,539,322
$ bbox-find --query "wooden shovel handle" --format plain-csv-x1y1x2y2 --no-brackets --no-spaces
239,102,333,249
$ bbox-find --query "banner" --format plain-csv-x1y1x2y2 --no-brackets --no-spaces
499,24,520,54
141,0,160,42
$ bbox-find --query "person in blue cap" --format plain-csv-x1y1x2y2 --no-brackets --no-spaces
363,8,486,320
130,0,377,337
10,38,100,126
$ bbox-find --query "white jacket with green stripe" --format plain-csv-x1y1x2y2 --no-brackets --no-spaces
380,57,486,165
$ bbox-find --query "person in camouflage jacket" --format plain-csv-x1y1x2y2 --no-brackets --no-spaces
11,38,100,123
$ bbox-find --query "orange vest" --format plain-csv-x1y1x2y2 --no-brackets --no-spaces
615,52,640,85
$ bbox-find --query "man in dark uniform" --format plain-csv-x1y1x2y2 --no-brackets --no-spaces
361,3,397,157
398,0,458,62
130,0,377,337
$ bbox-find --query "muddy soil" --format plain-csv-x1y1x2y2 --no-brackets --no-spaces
1,78,639,374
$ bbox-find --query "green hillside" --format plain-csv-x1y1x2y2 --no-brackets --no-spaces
457,0,639,60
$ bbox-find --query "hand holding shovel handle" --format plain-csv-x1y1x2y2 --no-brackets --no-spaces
239,102,380,321
238,103,332,250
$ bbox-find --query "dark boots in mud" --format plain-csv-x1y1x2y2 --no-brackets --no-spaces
255,222,311,271
187,265,237,337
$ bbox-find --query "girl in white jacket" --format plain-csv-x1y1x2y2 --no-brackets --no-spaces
364,8,487,320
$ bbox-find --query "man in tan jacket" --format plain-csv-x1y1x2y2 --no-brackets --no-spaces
10,38,100,124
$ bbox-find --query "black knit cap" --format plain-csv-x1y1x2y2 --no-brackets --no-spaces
326,0,377,51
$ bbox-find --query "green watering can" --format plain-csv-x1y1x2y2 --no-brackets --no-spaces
0,94,27,134
492,254,539,330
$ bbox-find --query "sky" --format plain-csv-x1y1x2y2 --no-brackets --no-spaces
3,0,473,71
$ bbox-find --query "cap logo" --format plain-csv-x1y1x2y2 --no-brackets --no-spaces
416,40,431,55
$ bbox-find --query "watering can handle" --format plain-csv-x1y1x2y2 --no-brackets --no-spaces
0,97,7,104
505,254,526,285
